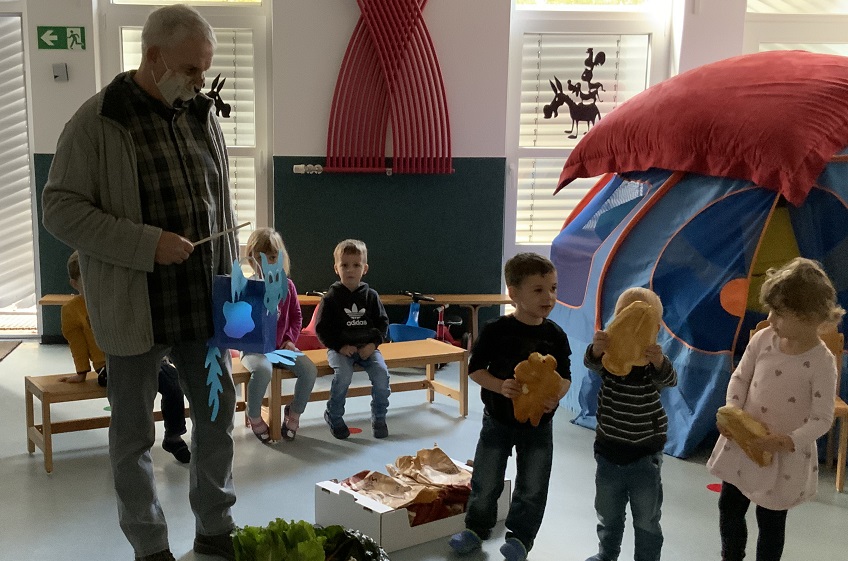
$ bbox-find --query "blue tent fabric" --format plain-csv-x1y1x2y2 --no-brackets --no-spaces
550,158,848,458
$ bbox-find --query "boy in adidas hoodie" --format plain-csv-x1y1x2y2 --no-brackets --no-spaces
316,239,391,439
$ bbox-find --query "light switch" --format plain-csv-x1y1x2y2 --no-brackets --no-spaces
52,63,68,82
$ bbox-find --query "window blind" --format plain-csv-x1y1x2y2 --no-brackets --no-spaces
120,27,257,237
515,31,649,245
516,158,600,245
0,16,36,310
519,33,648,149
516,0,646,7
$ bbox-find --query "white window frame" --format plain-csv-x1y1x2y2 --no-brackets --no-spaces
99,2,272,235
504,5,670,262
743,13,848,53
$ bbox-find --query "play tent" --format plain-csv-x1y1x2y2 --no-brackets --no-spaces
547,51,848,457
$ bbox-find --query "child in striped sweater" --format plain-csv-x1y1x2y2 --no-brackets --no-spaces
583,287,677,561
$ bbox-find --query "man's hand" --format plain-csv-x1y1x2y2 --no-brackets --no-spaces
155,231,194,265
339,344,357,357
501,378,522,399
358,342,376,359
591,330,609,358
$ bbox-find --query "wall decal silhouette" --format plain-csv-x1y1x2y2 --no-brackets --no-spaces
544,48,606,139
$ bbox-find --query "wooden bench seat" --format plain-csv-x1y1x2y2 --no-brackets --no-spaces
25,359,251,473
264,339,468,441
26,339,469,470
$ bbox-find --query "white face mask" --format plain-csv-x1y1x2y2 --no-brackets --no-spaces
153,60,199,106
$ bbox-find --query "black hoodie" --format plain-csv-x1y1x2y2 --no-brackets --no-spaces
315,281,389,351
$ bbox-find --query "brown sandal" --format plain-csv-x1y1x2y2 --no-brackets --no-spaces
282,405,298,441
249,417,271,444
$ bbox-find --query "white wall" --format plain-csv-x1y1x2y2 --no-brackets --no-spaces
673,0,747,73
26,0,98,153
272,0,511,157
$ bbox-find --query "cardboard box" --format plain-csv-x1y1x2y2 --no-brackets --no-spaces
314,464,511,552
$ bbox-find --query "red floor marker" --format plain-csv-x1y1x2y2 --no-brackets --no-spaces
349,427,363,434
707,483,722,493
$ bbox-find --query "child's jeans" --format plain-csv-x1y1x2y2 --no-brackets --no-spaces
326,349,390,421
593,452,664,561
719,481,787,561
242,352,318,418
465,413,553,552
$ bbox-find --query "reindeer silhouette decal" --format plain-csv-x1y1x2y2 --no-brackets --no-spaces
206,74,232,118
543,48,606,139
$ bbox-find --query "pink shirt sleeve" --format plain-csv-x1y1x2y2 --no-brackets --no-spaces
276,278,302,348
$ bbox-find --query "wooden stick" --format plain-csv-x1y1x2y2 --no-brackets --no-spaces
194,222,251,246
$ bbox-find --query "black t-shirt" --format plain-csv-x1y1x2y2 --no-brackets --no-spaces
468,315,571,426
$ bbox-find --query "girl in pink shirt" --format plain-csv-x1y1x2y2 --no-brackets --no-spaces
707,257,843,561
241,228,317,442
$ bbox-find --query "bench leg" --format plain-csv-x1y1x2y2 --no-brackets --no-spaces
41,399,53,474
425,364,435,403
837,416,848,493
25,387,35,454
269,370,282,442
459,359,468,417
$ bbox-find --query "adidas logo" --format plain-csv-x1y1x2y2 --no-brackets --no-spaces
344,304,366,320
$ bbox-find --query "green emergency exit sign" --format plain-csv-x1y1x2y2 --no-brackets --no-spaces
37,26,86,50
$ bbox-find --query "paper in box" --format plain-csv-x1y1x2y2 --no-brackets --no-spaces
314,460,511,552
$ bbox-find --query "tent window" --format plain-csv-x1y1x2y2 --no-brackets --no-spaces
120,27,258,239
0,15,36,334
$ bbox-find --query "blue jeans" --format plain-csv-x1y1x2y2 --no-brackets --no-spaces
242,352,318,417
593,452,664,561
326,349,390,421
465,414,553,552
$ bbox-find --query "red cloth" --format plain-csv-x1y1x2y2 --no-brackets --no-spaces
557,51,848,206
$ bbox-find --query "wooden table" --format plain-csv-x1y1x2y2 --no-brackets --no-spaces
298,293,512,341
41,293,512,341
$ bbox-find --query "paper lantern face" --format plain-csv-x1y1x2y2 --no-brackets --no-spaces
211,275,277,353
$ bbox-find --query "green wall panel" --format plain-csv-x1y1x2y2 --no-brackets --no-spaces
34,153,73,344
274,157,506,327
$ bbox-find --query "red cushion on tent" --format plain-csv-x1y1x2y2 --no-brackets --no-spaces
556,51,848,206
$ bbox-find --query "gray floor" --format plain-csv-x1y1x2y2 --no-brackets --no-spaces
2,340,847,560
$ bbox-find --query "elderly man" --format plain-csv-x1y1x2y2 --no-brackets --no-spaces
42,5,238,561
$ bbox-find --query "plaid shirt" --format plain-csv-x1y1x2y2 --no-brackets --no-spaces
123,74,229,344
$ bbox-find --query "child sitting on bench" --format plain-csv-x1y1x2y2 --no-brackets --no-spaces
59,251,191,463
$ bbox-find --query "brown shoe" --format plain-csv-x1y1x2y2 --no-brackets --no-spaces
194,532,235,561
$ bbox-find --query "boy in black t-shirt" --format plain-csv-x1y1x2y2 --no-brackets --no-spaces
448,253,571,561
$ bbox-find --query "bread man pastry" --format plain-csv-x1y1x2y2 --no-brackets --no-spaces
716,405,773,467
512,352,562,426
602,300,661,376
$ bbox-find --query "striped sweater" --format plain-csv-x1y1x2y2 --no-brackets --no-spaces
584,345,677,464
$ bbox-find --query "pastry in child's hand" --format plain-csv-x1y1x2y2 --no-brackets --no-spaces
716,405,773,467
602,300,661,376
512,352,562,426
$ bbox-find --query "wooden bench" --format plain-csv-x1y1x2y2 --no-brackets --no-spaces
263,339,468,442
25,359,252,473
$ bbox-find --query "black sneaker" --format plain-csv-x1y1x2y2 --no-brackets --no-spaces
135,550,176,561
324,410,350,439
96,366,108,387
162,438,191,464
194,532,235,561
372,418,389,439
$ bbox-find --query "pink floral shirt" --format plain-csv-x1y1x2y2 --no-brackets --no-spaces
707,327,837,510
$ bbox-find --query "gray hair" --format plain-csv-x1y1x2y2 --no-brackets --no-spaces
141,4,216,53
